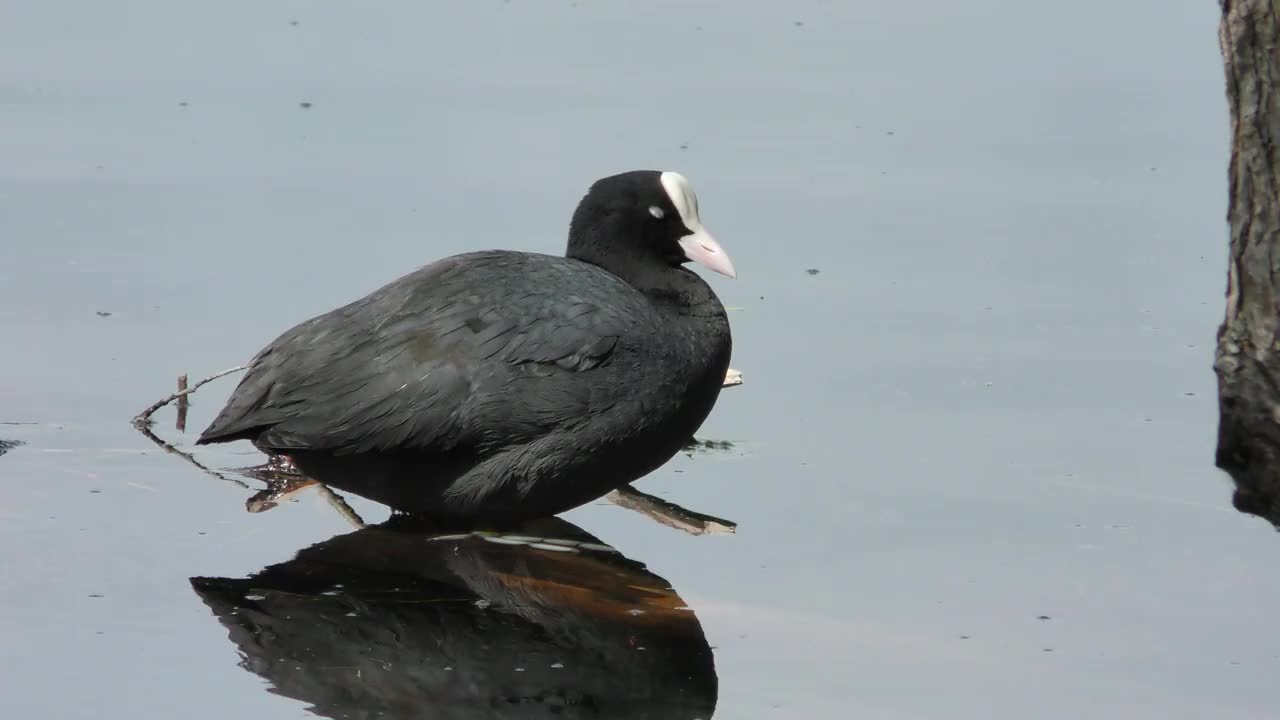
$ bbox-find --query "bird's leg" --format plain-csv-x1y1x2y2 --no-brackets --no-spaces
607,484,736,535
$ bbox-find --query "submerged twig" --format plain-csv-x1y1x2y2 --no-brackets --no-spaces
607,484,736,535
133,422,252,490
132,365,365,524
131,365,246,428
131,364,253,491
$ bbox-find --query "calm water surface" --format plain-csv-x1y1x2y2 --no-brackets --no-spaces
1,1,1265,718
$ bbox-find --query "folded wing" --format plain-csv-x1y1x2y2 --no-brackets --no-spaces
196,253,635,455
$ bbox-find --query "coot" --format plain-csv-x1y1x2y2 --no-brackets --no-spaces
197,170,735,520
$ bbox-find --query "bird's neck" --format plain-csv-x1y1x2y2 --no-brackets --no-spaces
567,222,719,312
640,267,726,318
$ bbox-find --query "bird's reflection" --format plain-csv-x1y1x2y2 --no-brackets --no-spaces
191,514,718,719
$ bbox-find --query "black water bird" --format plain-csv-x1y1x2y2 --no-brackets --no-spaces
197,170,736,520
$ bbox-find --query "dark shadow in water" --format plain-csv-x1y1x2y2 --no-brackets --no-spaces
0,439,20,457
1219,461,1280,530
190,515,718,719
1216,424,1280,529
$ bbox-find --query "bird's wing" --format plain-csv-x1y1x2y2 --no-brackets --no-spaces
197,253,639,454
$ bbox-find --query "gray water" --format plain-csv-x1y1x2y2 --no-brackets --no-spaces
1,1,1266,718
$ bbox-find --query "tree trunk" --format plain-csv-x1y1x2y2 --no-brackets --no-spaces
1215,0,1280,525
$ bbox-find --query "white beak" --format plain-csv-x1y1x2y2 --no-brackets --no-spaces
678,230,737,279
661,170,737,280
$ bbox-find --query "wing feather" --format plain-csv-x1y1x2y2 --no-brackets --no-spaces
197,252,637,455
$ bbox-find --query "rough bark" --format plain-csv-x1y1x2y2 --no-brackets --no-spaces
1215,0,1280,525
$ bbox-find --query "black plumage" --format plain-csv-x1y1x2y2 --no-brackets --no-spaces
197,170,735,520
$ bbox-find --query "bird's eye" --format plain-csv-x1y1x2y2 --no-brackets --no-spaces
648,205,665,219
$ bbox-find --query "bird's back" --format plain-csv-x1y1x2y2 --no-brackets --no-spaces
197,250,725,464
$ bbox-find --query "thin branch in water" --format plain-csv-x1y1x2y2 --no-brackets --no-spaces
132,365,252,489
131,365,246,428
132,368,364,524
175,374,189,433
133,422,252,490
